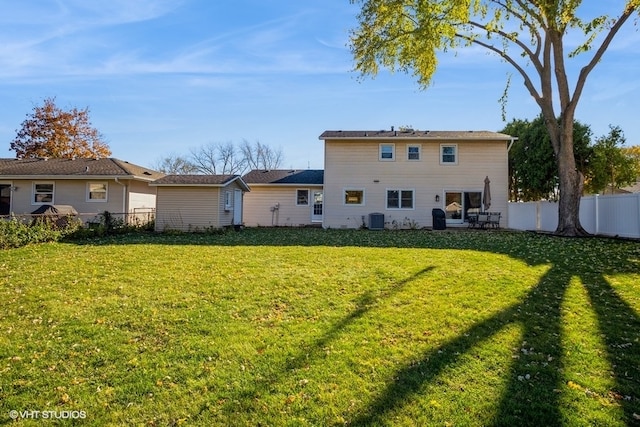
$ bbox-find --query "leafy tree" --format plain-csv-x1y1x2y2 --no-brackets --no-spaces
622,145,640,173
350,1,639,236
502,116,592,201
10,97,111,159
586,126,638,194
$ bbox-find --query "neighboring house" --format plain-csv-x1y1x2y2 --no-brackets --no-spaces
319,129,515,229
619,178,640,194
0,157,163,223
151,175,250,232
242,169,324,227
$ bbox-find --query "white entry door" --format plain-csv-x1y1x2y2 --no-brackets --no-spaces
233,189,243,225
311,190,323,222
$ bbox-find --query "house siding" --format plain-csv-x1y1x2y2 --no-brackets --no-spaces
155,187,220,232
128,180,157,211
323,138,509,229
243,185,323,227
154,180,245,232
6,179,126,219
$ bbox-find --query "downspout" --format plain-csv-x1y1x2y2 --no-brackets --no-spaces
114,177,128,223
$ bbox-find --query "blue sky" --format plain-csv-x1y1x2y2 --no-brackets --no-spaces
1,1,639,170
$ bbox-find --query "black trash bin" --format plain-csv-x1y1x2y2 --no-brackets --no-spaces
432,208,446,230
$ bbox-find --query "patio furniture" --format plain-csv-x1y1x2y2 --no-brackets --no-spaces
468,212,501,229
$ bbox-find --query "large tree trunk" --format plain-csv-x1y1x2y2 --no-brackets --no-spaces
555,126,588,236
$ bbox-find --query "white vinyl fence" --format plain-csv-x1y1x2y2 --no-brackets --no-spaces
508,193,640,239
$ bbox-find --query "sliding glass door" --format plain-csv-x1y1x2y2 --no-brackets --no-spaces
444,191,482,224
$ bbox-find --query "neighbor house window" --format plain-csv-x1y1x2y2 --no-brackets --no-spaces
386,189,414,209
87,182,108,201
407,145,421,160
440,144,458,164
33,182,54,204
224,191,233,210
296,189,309,205
379,143,395,161
344,189,365,205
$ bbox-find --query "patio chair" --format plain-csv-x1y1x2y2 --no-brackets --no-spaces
488,212,501,228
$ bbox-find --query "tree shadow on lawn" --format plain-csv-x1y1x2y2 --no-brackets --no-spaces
66,229,639,424
192,266,436,422
284,266,436,373
349,246,640,426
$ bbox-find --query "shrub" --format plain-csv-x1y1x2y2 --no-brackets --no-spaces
0,215,81,249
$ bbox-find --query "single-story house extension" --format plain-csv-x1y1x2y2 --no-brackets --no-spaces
319,129,515,229
242,169,324,227
151,174,250,232
0,157,163,223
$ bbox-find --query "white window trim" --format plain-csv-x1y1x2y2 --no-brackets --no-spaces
379,143,395,161
296,189,309,206
385,188,415,210
86,182,108,202
407,144,421,161
32,182,54,205
440,144,458,165
343,188,365,206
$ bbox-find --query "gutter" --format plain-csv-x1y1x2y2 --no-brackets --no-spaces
507,137,518,152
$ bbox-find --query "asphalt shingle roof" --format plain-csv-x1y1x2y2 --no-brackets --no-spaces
242,169,324,185
152,174,239,185
319,130,514,140
0,157,164,180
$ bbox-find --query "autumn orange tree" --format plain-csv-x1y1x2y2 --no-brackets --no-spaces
10,97,111,159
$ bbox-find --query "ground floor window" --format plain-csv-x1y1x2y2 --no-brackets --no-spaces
33,182,54,204
87,182,108,201
225,191,233,210
296,189,309,205
344,189,364,205
386,189,414,209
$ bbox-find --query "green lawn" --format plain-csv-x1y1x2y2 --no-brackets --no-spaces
1,228,639,426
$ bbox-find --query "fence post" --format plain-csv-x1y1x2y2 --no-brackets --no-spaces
535,201,541,231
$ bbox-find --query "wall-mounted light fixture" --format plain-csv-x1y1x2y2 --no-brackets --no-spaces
10,186,17,192
435,194,440,203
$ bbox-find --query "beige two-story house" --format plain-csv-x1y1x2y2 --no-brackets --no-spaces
319,129,515,229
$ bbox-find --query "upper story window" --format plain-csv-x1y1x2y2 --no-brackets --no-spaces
33,182,54,204
407,145,421,161
344,189,365,205
296,189,309,205
440,144,458,164
379,143,395,161
87,182,108,202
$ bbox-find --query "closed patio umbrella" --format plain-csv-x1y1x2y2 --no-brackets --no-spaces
483,176,491,211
